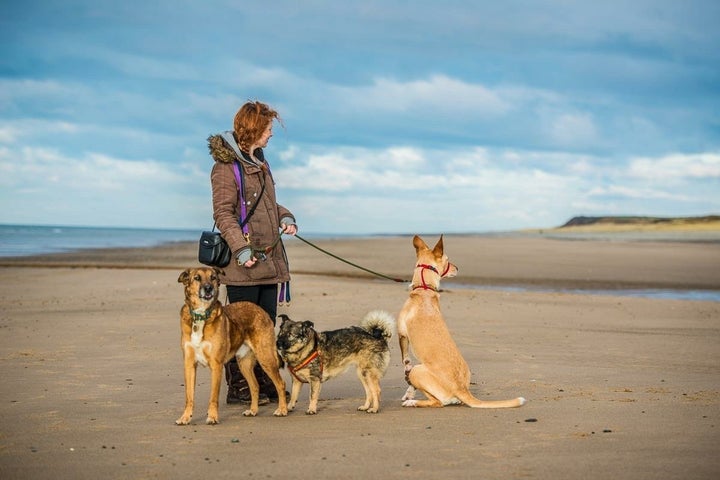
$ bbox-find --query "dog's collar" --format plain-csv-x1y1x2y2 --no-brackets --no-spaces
190,307,215,323
412,283,438,292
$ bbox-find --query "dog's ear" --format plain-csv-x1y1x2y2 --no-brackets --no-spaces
301,320,314,330
277,314,291,326
432,235,444,257
212,267,225,276
413,235,429,253
178,269,191,284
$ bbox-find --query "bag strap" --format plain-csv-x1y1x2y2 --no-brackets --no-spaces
232,161,248,235
232,160,266,235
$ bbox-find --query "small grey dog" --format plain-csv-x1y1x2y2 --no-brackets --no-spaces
276,311,395,414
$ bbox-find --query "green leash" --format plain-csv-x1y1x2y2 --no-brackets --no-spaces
292,234,406,283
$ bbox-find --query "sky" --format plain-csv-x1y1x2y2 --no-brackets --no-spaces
1,1,719,235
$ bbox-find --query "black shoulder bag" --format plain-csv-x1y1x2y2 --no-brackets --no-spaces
198,161,265,267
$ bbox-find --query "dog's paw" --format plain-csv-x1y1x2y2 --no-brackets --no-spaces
401,385,416,401
364,407,379,413
175,415,191,425
402,399,418,407
305,409,317,415
242,409,258,417
273,407,288,417
205,416,219,425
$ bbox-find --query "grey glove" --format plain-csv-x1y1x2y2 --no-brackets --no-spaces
235,246,253,266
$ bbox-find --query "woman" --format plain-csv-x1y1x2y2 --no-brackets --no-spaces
207,100,297,404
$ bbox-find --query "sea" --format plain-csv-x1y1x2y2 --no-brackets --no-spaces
1,224,718,302
0,224,200,258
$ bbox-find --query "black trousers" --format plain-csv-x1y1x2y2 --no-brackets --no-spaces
226,284,278,320
224,284,278,388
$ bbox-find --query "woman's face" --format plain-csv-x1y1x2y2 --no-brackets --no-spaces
258,123,273,148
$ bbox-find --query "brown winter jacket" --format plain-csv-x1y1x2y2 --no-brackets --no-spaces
208,132,295,286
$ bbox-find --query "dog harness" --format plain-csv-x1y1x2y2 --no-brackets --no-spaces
288,332,323,382
412,263,453,291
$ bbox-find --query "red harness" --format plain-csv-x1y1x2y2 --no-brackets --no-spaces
288,333,323,382
412,263,453,291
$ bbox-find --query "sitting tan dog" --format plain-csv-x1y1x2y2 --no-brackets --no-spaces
176,267,288,425
398,235,526,408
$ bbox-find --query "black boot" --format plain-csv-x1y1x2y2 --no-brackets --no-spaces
225,360,269,405
255,364,288,403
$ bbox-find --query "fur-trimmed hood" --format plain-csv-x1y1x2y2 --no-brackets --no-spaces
207,131,265,166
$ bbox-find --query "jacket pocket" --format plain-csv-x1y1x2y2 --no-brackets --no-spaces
246,258,278,281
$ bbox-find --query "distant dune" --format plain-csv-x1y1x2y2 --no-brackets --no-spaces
554,215,720,232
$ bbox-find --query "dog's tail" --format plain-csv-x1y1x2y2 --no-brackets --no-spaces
360,310,395,340
457,390,526,409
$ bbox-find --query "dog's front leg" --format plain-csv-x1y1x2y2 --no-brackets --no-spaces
206,359,224,424
306,379,322,415
399,333,412,371
401,354,417,402
288,378,302,411
176,348,196,425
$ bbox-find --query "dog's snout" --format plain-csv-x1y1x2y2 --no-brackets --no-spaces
199,282,215,299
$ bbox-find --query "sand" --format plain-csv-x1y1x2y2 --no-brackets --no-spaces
0,234,719,479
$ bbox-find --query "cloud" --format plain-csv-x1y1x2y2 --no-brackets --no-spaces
0,78,78,103
342,75,510,115
0,118,82,144
84,48,202,81
546,113,599,147
272,144,720,232
627,152,720,180
277,147,433,192
0,144,211,228
272,144,589,232
587,185,690,201
0,51,704,160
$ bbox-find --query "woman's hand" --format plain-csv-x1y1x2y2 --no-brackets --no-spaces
236,247,257,268
281,223,297,235
242,258,258,268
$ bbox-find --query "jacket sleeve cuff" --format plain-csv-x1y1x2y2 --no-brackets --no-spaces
280,216,296,227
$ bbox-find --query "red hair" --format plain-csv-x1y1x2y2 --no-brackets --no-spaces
233,101,282,152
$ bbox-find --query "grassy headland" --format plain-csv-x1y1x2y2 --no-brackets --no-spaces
550,215,720,232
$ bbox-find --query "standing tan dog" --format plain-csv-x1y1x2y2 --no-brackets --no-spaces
397,235,526,408
176,267,288,425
